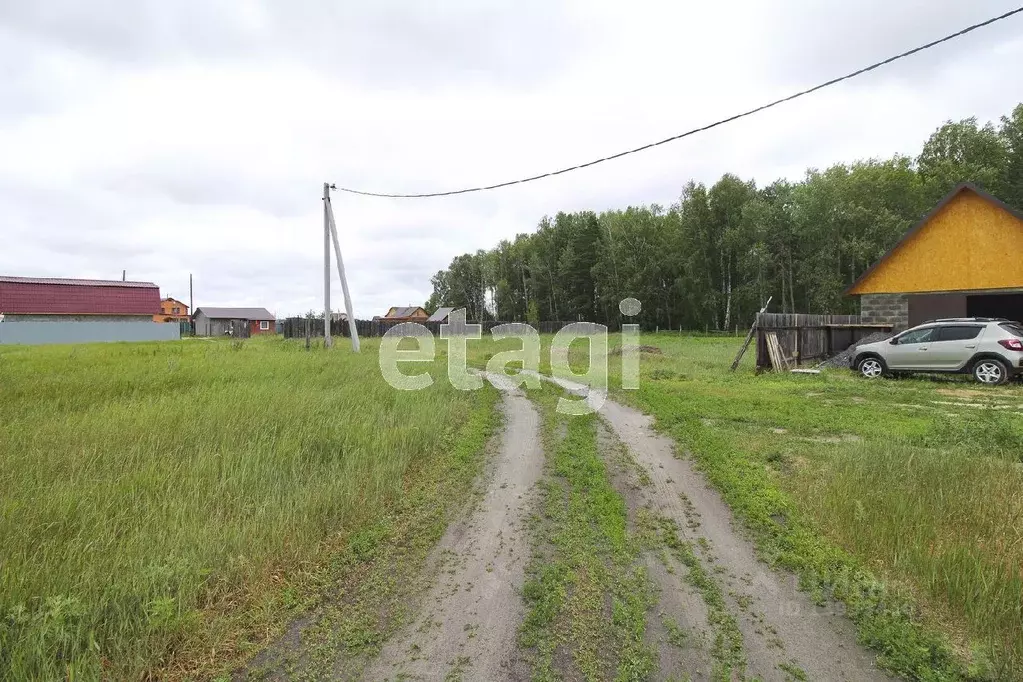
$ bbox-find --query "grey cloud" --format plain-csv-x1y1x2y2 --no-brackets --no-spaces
362,267,434,290
366,223,449,242
101,163,314,219
1,0,583,88
754,1,1023,88
0,28,96,122
351,250,429,274
0,32,46,121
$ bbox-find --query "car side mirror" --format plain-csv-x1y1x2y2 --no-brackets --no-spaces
889,337,899,345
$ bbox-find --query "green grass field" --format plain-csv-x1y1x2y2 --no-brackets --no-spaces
2,333,1021,680
0,337,493,680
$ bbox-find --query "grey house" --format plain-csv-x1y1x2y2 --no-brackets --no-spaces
193,307,276,337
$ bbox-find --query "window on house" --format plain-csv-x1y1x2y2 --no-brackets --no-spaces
172,307,180,314
260,320,270,330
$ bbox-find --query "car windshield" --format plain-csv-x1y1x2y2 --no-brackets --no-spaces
1000,322,1023,338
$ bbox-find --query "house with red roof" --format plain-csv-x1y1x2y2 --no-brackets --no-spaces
0,275,179,345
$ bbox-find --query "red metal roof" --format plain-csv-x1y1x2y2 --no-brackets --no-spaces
0,276,157,288
0,276,160,315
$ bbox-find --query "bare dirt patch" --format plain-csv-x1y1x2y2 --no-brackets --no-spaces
598,399,889,681
610,345,663,356
601,424,715,681
363,379,542,681
935,388,1016,400
801,434,863,444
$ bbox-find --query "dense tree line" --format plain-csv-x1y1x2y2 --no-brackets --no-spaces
426,104,1023,330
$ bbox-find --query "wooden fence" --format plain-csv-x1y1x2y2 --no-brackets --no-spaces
280,318,584,340
755,313,892,370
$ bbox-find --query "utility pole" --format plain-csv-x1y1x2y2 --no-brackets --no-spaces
324,185,361,352
189,273,193,315
323,182,332,348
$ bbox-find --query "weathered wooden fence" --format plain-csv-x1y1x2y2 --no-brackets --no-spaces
280,318,585,340
755,313,892,370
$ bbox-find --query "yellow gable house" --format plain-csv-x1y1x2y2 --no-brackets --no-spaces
847,183,1023,329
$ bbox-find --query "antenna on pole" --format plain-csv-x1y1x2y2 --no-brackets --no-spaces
323,183,360,352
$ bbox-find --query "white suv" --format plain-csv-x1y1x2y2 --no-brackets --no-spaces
851,318,1023,385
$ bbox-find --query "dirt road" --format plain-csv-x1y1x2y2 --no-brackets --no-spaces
601,399,887,680
249,371,889,680
363,374,542,681
532,372,889,680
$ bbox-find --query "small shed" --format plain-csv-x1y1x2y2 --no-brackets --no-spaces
193,307,276,337
847,183,1023,329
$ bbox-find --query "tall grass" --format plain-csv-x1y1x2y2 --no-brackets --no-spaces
794,443,1023,675
0,337,480,680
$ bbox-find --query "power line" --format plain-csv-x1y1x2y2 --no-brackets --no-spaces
337,7,1023,199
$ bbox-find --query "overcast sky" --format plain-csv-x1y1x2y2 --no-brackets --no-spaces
2,1,1022,318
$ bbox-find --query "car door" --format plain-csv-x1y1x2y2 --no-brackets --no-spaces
885,326,938,369
930,325,984,370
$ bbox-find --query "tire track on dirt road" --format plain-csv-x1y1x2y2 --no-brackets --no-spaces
363,373,541,681
532,372,890,681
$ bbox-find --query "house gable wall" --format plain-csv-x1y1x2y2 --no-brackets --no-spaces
849,190,1023,295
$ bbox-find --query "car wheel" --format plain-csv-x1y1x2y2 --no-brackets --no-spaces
857,356,886,379
972,359,1008,385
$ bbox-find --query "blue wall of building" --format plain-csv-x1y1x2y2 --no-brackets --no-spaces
0,320,180,345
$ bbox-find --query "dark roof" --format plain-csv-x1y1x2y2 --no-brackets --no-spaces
0,276,160,315
427,307,460,322
0,275,157,288
385,306,426,318
194,307,275,321
845,183,1023,296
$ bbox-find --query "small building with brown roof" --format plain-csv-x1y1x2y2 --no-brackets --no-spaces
382,306,429,322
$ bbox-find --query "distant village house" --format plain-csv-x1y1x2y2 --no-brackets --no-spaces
193,307,276,337
382,306,429,322
155,297,189,323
